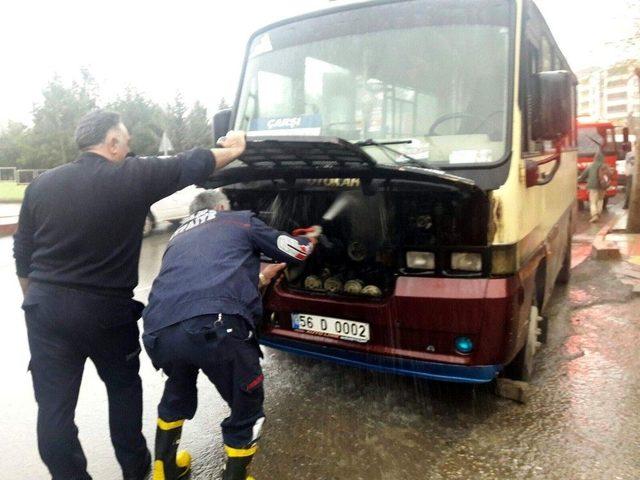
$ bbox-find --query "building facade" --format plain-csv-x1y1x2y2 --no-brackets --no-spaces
577,61,640,129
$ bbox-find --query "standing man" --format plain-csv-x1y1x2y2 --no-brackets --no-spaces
578,139,610,223
142,190,316,480
13,110,246,480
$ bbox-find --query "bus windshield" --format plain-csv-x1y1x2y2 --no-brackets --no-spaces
235,0,512,167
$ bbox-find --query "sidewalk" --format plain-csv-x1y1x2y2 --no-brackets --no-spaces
608,212,640,257
599,210,640,292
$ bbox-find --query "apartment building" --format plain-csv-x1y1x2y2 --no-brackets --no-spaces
577,61,640,128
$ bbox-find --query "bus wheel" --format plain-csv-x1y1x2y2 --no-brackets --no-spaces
505,287,544,382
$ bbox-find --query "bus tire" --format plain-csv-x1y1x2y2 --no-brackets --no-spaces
504,285,544,382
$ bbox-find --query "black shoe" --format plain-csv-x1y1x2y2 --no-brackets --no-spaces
124,450,152,480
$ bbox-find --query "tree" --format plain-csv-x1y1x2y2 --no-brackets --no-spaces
0,69,223,167
107,88,164,155
0,121,32,168
26,74,97,168
165,93,188,153
186,101,213,149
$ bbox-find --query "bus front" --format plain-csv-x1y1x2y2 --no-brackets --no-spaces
206,0,567,384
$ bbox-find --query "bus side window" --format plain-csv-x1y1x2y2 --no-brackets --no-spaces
522,4,577,152
522,40,543,154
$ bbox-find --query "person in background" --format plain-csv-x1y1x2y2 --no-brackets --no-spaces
579,139,609,223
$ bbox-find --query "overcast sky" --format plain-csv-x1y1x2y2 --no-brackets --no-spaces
0,0,637,125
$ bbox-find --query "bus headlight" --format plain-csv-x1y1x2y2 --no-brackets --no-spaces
451,252,482,272
406,251,435,270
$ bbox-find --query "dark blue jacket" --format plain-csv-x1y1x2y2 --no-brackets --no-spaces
142,210,313,333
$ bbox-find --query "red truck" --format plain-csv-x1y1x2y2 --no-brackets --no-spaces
577,121,620,207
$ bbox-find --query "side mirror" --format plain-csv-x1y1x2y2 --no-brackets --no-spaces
531,70,574,141
212,109,232,145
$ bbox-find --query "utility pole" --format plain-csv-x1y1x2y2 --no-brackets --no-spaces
627,67,640,232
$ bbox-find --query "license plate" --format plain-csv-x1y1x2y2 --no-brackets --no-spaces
291,313,370,343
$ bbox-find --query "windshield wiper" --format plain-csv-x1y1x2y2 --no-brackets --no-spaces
354,138,437,170
355,139,413,147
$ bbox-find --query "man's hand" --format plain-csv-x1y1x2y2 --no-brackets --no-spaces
217,130,246,151
260,263,287,288
212,130,246,171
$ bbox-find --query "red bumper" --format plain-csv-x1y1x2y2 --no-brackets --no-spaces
263,275,521,367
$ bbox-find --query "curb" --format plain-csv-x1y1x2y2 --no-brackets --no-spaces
592,215,622,260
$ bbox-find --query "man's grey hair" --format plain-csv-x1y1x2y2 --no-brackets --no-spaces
75,110,122,150
189,189,231,214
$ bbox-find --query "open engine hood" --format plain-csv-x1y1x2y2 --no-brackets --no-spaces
201,136,486,198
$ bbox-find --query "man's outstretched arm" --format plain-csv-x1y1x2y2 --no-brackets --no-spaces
211,130,246,171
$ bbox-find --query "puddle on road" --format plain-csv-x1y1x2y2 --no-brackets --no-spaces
571,243,592,269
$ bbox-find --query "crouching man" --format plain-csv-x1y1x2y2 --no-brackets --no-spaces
142,190,316,480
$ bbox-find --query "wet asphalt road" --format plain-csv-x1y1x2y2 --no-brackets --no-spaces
1,204,639,480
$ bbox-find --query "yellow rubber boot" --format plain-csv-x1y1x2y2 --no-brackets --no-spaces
222,444,257,480
152,419,191,479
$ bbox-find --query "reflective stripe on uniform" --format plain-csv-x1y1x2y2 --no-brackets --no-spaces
225,444,258,457
276,235,313,260
157,418,185,430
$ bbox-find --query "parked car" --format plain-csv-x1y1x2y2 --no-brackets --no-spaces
144,185,204,236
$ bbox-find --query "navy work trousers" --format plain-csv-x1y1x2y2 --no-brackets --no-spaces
143,314,265,448
23,283,149,480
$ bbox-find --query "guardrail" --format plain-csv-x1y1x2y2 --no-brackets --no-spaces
0,167,16,182
16,169,48,184
0,168,49,184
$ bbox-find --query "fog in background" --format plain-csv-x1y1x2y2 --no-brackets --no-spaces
0,0,638,125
